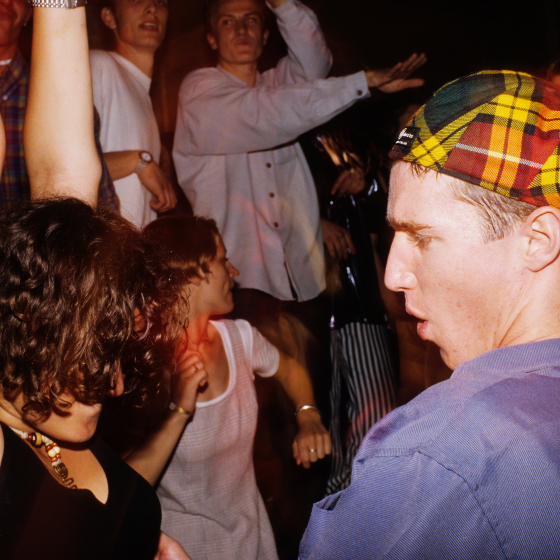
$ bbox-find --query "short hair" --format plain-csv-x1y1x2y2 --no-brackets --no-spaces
408,162,535,241
143,215,220,283
0,199,181,415
204,0,268,33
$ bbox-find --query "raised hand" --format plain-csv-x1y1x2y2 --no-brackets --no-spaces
365,52,427,93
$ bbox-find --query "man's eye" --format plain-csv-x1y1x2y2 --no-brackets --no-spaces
408,232,431,249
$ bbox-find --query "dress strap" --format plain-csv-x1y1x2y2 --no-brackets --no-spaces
217,319,250,376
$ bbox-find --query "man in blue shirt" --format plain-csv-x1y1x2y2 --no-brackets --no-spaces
299,70,560,559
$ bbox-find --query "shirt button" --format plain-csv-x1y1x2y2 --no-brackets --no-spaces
266,163,272,168
269,193,275,198
357,89,363,96
274,222,279,228
2,95,7,101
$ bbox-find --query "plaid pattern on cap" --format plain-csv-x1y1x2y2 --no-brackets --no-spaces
389,70,560,209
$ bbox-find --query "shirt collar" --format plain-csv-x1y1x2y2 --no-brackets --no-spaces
453,339,560,380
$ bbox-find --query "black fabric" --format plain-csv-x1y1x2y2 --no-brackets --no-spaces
0,421,161,560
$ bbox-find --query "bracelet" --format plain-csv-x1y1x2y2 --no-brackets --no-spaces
168,402,192,416
28,0,86,8
295,404,319,418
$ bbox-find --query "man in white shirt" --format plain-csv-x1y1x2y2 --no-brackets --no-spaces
172,0,423,389
91,0,176,227
174,0,423,302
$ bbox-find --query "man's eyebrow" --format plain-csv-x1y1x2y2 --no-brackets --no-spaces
386,216,434,232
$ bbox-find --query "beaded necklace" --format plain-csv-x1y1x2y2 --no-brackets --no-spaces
10,427,77,489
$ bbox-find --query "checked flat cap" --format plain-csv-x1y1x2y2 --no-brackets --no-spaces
389,70,560,209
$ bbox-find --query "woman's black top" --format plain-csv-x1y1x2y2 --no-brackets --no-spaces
0,421,161,560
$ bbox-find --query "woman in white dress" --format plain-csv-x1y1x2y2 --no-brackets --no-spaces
127,215,331,560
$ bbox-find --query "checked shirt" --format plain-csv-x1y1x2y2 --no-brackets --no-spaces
0,51,119,212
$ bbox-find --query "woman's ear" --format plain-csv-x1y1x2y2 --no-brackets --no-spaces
521,207,560,272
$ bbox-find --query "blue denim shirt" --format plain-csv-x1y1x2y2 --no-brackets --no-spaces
300,339,560,559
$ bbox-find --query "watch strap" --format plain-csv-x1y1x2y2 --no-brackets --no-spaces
28,0,87,7
134,151,153,175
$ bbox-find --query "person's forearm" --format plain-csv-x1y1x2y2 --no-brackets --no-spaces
104,150,143,181
25,7,101,204
274,351,319,417
177,72,369,156
269,0,332,82
125,410,190,486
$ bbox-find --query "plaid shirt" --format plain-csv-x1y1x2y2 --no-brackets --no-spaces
0,51,119,212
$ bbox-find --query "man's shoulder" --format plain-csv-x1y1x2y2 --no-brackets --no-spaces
357,360,560,473
179,67,231,97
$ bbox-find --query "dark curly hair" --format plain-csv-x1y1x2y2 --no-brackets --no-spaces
0,199,181,415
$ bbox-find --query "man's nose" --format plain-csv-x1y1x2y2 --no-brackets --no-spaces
384,239,416,293
235,19,248,34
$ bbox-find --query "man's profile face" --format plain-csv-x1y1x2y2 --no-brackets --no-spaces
103,0,168,55
207,0,268,68
0,0,31,54
385,162,524,370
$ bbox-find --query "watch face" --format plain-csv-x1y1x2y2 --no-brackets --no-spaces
141,151,152,163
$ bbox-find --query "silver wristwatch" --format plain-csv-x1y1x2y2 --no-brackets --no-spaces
28,0,86,7
134,151,153,175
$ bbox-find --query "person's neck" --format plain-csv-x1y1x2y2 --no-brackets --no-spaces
0,42,19,66
114,43,155,78
219,59,258,87
186,314,212,350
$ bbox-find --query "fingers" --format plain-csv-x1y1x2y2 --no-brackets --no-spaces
293,430,332,469
322,220,355,260
331,169,366,196
149,179,177,213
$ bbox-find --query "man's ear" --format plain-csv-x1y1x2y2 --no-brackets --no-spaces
263,29,269,46
521,207,560,272
207,32,218,51
101,7,117,31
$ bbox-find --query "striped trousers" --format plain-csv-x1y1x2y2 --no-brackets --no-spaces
326,322,397,495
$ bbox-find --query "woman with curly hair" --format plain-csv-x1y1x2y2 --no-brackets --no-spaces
0,3,189,560
126,215,332,560
0,199,183,559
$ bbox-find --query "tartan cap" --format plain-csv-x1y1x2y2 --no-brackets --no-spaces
389,70,560,209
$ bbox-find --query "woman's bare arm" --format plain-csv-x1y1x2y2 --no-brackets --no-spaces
24,6,101,205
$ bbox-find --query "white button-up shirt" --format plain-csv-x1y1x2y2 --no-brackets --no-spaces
173,0,369,301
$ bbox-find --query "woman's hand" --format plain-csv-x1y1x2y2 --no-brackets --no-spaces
293,408,332,469
171,349,208,414
154,532,192,560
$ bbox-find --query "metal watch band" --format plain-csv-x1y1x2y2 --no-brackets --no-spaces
134,151,153,175
28,0,86,8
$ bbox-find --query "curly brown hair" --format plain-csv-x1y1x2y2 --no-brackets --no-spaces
0,199,181,415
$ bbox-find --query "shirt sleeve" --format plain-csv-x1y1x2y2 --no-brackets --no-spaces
174,69,369,156
267,0,332,85
236,319,280,378
299,451,504,560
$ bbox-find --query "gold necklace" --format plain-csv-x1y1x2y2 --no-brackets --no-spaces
10,427,77,489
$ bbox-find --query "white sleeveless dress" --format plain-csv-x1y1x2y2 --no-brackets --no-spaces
157,319,280,560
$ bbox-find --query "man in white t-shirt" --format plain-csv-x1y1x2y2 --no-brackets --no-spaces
91,0,176,227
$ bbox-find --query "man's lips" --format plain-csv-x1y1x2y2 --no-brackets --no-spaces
406,306,429,340
140,21,158,31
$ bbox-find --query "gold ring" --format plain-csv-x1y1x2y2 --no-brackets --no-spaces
309,448,316,453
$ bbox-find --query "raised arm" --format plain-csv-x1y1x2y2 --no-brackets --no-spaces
268,0,332,84
24,5,101,205
273,350,332,469
174,70,369,156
